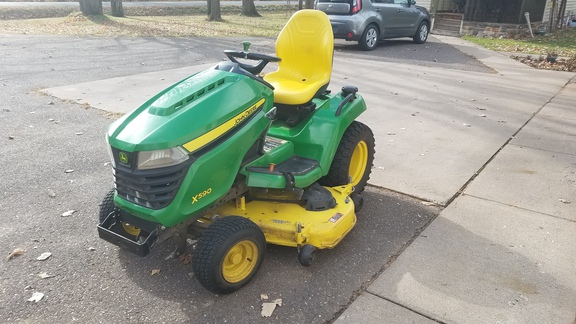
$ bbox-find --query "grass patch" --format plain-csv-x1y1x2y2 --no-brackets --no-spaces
0,6,295,37
462,28,576,57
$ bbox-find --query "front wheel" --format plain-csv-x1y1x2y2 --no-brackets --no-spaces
99,189,141,238
192,216,266,294
359,25,379,51
413,21,429,44
320,121,375,193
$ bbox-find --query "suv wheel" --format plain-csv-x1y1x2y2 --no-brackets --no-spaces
413,21,429,44
359,25,378,51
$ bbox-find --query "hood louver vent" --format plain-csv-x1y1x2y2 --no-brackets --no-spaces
149,77,226,116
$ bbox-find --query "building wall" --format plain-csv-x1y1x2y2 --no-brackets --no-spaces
416,0,432,11
543,0,576,23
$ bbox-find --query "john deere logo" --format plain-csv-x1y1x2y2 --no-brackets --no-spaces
119,152,129,164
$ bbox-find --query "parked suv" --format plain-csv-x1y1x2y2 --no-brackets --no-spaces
316,0,431,50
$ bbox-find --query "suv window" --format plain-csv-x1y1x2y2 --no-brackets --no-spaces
317,0,353,3
316,0,358,15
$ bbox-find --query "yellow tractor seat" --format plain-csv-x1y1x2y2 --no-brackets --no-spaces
264,10,334,106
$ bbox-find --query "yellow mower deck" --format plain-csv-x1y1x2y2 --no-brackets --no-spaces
207,185,357,249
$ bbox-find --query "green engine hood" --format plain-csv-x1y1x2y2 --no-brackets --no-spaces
107,68,274,152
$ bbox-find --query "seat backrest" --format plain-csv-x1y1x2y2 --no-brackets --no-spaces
267,10,334,103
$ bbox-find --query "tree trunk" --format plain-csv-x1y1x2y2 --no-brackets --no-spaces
207,0,222,21
557,0,567,29
79,0,103,16
242,0,260,17
305,0,314,9
548,0,556,31
111,0,124,17
207,0,212,15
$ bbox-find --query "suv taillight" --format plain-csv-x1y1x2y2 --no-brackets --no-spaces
351,0,362,13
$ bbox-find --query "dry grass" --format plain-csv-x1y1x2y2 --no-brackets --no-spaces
0,6,295,37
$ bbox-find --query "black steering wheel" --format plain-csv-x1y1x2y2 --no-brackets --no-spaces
224,50,281,76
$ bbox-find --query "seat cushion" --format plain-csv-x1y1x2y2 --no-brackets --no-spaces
263,10,334,105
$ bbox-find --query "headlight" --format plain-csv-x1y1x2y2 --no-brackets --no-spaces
106,142,116,168
137,147,189,170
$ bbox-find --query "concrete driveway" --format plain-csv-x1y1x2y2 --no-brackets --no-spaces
1,33,574,323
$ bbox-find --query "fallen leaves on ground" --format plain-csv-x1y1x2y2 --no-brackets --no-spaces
0,11,289,38
511,54,576,72
36,252,52,261
178,253,192,265
6,248,26,261
38,272,56,279
61,210,76,217
261,299,282,317
27,292,45,302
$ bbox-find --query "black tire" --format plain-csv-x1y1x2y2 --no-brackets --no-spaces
193,216,266,294
351,193,364,213
413,21,429,44
99,189,116,224
359,24,379,51
320,121,375,193
298,244,316,267
98,189,141,238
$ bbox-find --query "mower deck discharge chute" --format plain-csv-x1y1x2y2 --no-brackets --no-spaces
97,9,375,294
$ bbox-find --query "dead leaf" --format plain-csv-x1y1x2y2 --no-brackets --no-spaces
260,294,269,300
6,247,26,261
559,198,571,204
151,269,161,276
27,292,44,302
261,299,282,317
47,189,56,198
38,272,55,279
178,253,192,265
61,210,76,217
36,252,52,261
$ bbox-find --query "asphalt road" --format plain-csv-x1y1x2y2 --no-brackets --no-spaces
0,34,472,323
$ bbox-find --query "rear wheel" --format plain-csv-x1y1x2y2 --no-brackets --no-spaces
413,21,429,44
359,25,379,51
99,189,141,238
192,216,266,294
351,193,364,213
320,121,375,193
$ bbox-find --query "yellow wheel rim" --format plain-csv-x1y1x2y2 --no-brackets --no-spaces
349,140,368,187
122,223,141,236
222,240,259,283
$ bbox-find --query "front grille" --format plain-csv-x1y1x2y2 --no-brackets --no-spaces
113,161,191,210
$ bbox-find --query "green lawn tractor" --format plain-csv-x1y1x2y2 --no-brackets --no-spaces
97,9,375,294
